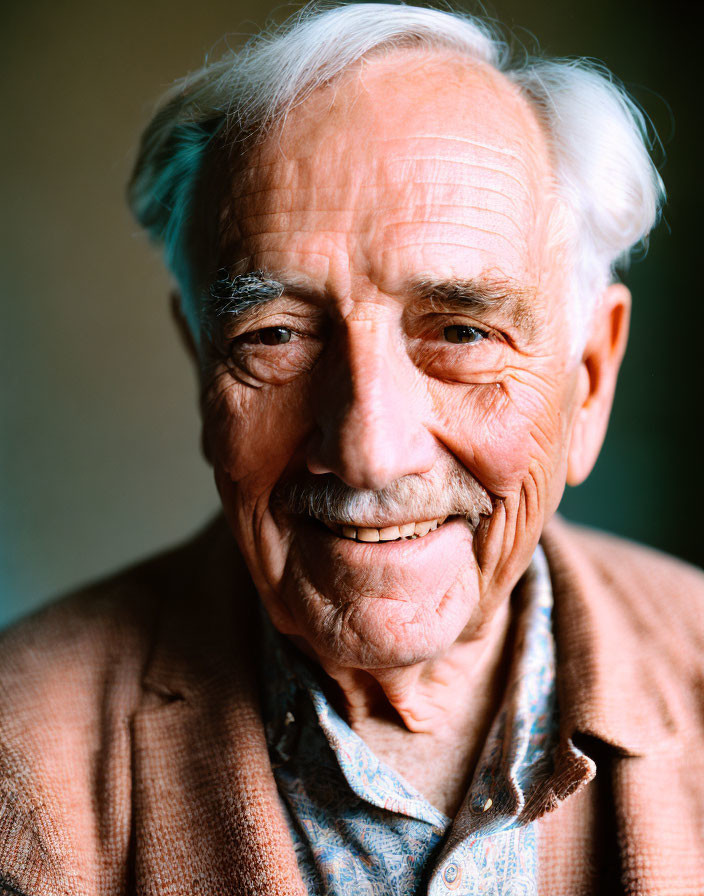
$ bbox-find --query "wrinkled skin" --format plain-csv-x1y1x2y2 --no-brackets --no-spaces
196,50,630,750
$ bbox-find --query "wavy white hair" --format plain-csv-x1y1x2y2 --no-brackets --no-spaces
128,2,664,353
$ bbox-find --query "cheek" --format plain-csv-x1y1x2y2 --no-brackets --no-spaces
429,374,571,497
202,370,313,502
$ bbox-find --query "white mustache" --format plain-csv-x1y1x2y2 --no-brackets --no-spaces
273,467,493,529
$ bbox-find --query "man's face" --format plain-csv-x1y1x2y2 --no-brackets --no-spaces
201,51,587,670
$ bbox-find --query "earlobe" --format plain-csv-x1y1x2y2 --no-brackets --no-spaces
566,283,631,486
565,364,591,485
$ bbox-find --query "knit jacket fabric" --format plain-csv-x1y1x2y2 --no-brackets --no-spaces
0,515,703,896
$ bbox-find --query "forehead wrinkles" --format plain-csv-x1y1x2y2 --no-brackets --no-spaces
220,50,555,279
232,138,535,214
225,158,541,288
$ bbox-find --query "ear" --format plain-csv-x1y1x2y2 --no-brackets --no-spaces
170,290,199,365
566,282,631,486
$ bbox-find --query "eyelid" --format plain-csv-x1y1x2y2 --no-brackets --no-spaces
224,319,325,386
409,314,496,340
225,307,324,340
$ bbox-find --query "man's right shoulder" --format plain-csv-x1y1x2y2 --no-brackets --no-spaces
0,516,237,895
0,516,224,753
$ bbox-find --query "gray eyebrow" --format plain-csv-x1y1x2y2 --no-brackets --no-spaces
207,268,285,319
409,275,537,335
202,268,285,346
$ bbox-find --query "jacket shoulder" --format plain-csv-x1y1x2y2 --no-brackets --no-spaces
1,541,182,719
563,515,701,570
0,519,222,895
0,517,225,736
544,515,704,649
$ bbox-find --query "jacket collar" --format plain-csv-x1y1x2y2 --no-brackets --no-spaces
540,515,680,758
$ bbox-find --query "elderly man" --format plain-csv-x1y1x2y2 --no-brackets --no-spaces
1,3,703,895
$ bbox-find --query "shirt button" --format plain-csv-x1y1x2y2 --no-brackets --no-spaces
472,794,494,813
442,862,462,889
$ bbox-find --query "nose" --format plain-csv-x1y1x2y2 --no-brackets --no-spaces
306,318,436,490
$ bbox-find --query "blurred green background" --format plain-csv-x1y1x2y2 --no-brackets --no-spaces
2,0,702,629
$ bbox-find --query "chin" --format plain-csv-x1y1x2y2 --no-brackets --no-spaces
280,568,482,671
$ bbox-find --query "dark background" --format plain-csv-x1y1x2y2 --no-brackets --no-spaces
2,0,702,628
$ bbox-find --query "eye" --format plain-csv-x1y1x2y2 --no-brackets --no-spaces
247,326,292,345
443,324,487,344
224,321,323,386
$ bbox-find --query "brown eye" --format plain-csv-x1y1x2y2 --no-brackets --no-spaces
443,325,486,344
257,326,292,345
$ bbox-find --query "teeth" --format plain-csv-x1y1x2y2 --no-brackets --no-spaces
357,527,380,542
414,520,433,537
379,525,401,541
324,517,449,542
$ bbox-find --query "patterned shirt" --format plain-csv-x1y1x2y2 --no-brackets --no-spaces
258,546,591,895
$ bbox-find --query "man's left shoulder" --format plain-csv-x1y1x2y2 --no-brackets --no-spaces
551,515,703,582
543,515,704,644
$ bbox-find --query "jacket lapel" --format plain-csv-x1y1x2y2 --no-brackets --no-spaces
131,519,305,896
541,516,679,756
541,517,704,894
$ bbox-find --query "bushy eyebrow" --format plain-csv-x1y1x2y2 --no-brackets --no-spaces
202,268,286,347
408,275,537,335
207,268,285,320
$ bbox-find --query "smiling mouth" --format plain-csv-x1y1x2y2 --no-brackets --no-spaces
319,516,452,543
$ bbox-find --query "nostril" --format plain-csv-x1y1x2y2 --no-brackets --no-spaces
307,426,436,491
306,455,332,477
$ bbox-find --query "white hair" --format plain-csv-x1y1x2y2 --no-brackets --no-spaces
128,2,665,352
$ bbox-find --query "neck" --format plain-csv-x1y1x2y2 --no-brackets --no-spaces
316,596,514,735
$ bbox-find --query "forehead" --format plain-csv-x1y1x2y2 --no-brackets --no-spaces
221,50,555,291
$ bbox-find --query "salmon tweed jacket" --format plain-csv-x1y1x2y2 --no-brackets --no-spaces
0,515,703,896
